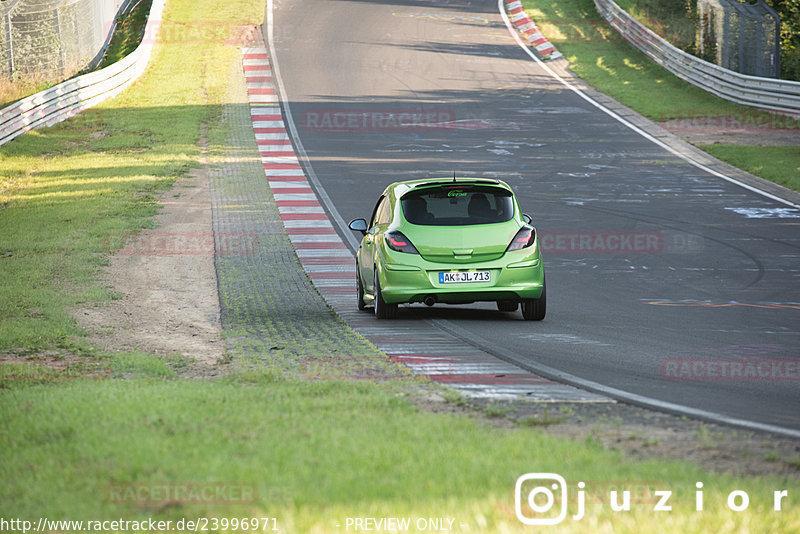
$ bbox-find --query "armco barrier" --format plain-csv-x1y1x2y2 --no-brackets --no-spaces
595,0,800,114
0,0,166,147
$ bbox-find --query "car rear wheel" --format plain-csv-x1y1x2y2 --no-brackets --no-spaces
521,281,546,321
497,300,518,312
374,270,398,319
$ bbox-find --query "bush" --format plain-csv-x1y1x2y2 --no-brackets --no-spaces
768,0,800,80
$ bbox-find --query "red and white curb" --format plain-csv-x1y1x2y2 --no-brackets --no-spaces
505,1,562,60
241,45,606,402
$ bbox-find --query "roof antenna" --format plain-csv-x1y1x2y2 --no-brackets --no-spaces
452,170,456,183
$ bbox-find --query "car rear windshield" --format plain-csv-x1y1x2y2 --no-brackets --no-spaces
401,185,515,226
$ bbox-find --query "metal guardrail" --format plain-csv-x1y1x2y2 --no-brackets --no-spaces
0,0,166,147
595,0,800,114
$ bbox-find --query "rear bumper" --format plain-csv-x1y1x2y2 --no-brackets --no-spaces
377,251,545,304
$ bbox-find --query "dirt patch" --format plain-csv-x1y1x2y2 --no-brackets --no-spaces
659,116,800,146
75,147,224,376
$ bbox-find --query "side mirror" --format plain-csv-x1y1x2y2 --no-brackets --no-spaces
522,213,533,225
348,218,368,235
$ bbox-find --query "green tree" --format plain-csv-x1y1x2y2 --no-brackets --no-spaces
766,0,800,80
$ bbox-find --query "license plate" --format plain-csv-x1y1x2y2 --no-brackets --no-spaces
438,271,491,284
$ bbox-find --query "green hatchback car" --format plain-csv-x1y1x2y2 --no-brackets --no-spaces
348,178,546,320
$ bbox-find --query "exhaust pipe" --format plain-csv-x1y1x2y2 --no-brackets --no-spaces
423,295,437,307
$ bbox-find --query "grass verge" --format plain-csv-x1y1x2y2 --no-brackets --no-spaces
2,376,799,532
522,0,800,192
0,0,798,531
0,0,248,352
702,145,800,192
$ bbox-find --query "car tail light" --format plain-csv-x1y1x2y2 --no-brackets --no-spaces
385,230,419,254
506,226,536,252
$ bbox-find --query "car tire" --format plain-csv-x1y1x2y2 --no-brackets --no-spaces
356,265,367,311
374,270,398,319
497,300,518,312
521,281,546,321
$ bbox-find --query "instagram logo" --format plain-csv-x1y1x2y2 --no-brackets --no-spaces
515,473,568,525
514,473,790,524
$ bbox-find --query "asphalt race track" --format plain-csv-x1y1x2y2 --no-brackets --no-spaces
267,0,800,432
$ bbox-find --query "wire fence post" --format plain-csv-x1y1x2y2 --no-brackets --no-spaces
6,14,13,76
